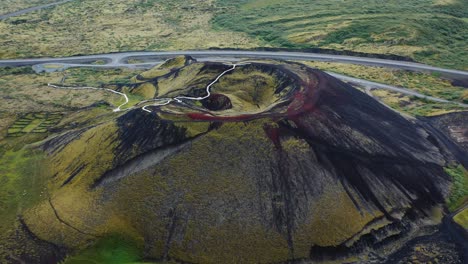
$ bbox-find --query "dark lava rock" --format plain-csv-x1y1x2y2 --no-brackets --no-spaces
201,93,233,111
451,79,468,88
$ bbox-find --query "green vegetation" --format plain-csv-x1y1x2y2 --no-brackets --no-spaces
0,0,257,59
0,66,144,113
453,209,468,229
444,165,468,211
65,68,144,87
62,234,142,264
0,0,57,14
7,112,62,137
0,147,49,260
371,89,466,116
213,0,468,70
0,66,35,75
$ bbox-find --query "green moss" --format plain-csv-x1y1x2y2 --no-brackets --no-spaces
0,148,49,258
444,165,468,211
453,209,468,229
62,234,142,264
131,83,156,99
22,119,43,132
6,113,63,136
135,56,192,82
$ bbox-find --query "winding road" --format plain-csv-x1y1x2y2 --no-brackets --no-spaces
326,72,468,107
0,0,75,20
47,83,129,112
1,50,468,108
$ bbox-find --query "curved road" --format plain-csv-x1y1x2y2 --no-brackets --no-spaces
0,0,75,20
2,50,468,79
327,72,468,107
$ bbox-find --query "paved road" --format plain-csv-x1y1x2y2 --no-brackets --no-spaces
2,50,468,79
327,72,468,107
0,0,75,20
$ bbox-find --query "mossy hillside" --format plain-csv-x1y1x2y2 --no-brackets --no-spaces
154,63,213,98
453,208,468,229
20,121,126,249
133,56,194,83
103,119,406,262
444,165,468,211
159,56,194,69
132,83,156,99
293,190,384,257
0,148,49,233
157,113,212,138
22,120,147,253
0,147,50,261
47,121,121,188
7,112,62,137
107,120,292,263
54,106,117,132
130,62,212,103
21,110,200,254
210,64,295,114
61,234,142,264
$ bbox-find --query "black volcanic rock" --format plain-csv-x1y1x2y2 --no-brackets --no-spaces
201,93,233,111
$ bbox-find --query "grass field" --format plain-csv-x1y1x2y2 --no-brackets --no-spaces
213,0,468,70
0,0,257,59
7,112,62,137
444,165,468,212
0,66,144,113
371,89,466,116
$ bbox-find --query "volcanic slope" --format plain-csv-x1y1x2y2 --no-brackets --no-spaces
8,57,467,263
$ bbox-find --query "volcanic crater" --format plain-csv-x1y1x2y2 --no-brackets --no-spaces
13,56,468,263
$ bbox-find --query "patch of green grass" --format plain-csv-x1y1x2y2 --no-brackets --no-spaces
62,234,142,264
0,148,48,237
444,165,468,211
7,113,63,136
